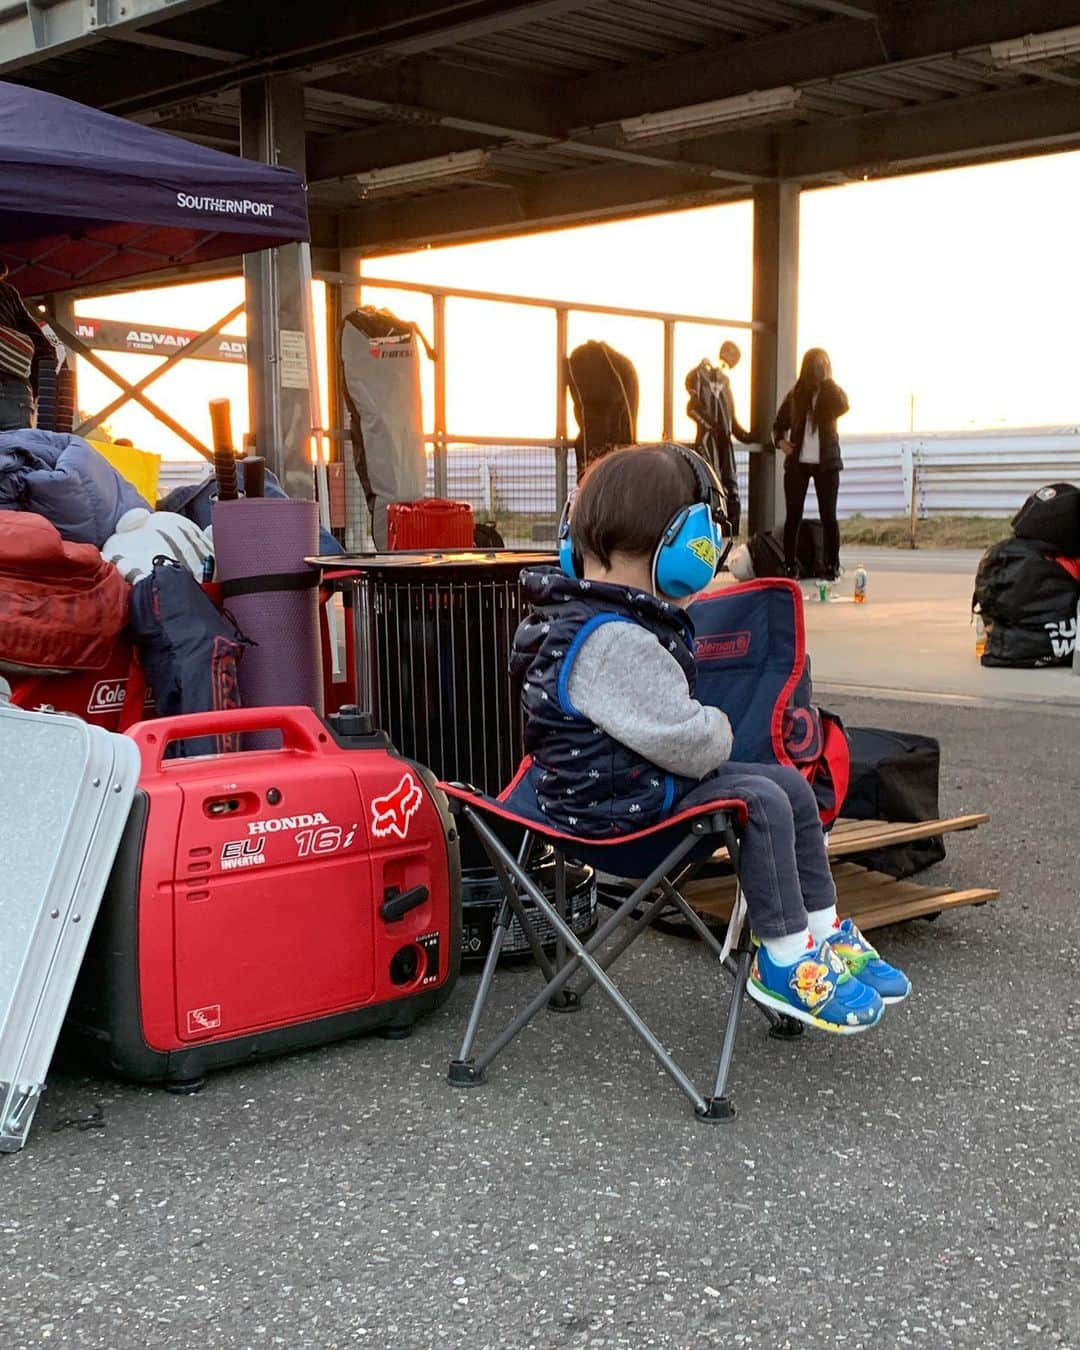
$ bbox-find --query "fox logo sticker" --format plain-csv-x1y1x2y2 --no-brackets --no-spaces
371,772,424,840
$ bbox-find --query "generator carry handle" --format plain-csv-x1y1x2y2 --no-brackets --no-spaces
127,705,328,774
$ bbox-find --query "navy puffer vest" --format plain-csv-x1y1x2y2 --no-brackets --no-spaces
510,566,698,836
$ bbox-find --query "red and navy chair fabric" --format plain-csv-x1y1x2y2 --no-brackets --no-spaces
445,756,746,881
690,578,850,827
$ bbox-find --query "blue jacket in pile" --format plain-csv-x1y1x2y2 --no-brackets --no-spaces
510,566,698,836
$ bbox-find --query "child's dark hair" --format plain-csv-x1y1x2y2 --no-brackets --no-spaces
571,445,697,569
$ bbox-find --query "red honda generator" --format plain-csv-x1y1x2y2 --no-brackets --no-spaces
65,704,461,1088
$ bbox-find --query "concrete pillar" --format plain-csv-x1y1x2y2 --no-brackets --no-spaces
749,181,800,535
240,77,313,500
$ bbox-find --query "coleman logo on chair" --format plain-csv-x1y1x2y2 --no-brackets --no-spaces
371,773,423,840
248,812,330,836
695,631,752,661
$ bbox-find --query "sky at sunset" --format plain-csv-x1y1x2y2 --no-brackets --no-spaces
72,149,1080,459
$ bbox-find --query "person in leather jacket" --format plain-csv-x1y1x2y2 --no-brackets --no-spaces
686,339,752,537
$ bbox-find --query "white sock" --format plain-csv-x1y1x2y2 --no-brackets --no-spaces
807,905,840,944
762,928,813,966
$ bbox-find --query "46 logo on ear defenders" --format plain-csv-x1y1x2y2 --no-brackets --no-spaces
687,536,720,569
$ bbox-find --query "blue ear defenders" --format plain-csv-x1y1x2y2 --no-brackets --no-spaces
558,444,731,599
557,491,580,580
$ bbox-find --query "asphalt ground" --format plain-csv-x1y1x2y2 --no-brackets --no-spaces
3,693,1078,1349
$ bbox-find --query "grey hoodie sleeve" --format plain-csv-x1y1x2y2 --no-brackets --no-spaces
565,621,733,780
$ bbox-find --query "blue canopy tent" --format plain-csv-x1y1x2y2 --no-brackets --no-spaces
0,80,308,294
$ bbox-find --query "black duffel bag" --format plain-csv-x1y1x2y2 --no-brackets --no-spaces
844,727,945,879
1011,482,1080,556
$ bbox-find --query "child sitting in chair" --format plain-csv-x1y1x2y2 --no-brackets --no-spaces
511,443,910,1034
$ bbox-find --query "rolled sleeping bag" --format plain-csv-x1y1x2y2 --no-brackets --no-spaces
211,497,323,732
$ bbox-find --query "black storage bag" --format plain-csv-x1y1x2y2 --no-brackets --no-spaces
843,727,945,879
1011,482,1080,556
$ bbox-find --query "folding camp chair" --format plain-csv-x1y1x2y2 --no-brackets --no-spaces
442,765,804,1122
443,579,838,1121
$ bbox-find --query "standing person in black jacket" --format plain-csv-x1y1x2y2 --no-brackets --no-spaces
773,348,849,580
0,263,54,431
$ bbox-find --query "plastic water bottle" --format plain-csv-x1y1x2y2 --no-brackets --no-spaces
853,566,868,604
975,612,987,659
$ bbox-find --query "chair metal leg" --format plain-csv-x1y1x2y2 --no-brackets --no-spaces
548,852,580,1013
487,847,559,987
464,811,710,1115
448,897,512,1087
569,889,671,998
473,826,702,1029
662,882,728,961
700,942,753,1122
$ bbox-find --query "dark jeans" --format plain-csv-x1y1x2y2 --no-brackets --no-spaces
0,376,34,431
783,462,840,575
680,762,835,940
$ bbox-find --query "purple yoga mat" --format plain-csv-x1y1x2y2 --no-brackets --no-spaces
212,497,323,721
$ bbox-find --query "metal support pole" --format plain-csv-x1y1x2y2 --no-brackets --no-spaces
750,181,800,536
555,306,569,505
662,319,675,442
240,76,312,500
432,292,448,498
298,240,341,674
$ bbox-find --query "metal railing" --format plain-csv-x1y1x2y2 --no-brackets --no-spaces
324,271,760,530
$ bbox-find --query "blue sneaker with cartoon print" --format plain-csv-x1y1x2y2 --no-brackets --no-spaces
748,937,884,1033
827,918,912,1004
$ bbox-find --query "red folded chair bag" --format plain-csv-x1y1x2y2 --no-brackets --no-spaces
0,511,130,674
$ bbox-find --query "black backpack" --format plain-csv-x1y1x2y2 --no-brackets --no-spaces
973,538,1079,668
748,530,786,578
973,537,1078,627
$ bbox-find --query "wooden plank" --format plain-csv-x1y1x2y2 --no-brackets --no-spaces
826,814,990,860
854,889,999,931
708,812,990,866
683,862,1000,934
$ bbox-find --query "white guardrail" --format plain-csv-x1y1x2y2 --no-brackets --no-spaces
157,426,1080,523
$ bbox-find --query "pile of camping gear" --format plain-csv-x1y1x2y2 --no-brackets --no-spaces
973,482,1080,667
